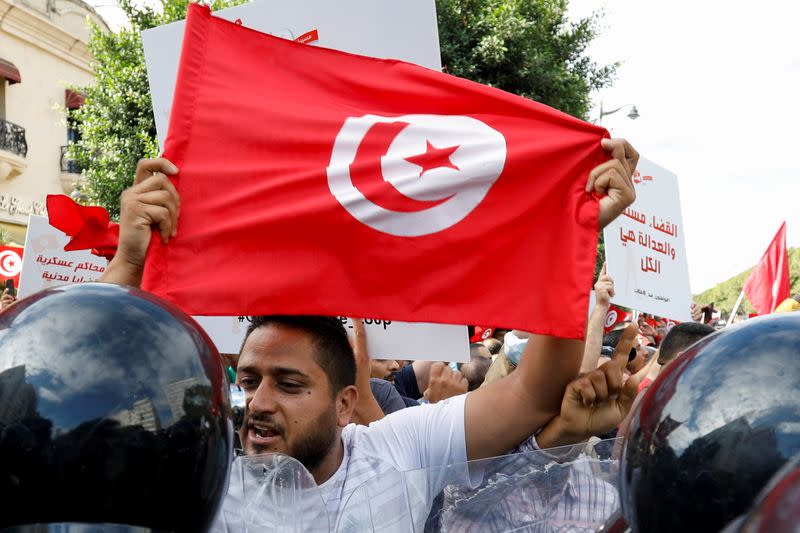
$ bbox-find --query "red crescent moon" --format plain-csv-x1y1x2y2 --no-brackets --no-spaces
349,121,451,213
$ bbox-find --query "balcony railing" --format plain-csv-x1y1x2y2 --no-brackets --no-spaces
60,145,84,174
0,119,27,158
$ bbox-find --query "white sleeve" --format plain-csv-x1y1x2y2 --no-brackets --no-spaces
354,393,469,511
357,393,467,471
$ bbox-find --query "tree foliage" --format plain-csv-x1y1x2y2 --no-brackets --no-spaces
68,0,246,218
437,0,616,119
73,0,615,218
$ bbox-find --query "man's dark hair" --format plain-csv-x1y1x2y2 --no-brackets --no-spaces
602,329,637,362
482,338,502,355
460,354,492,391
657,322,715,365
469,342,491,358
242,316,356,394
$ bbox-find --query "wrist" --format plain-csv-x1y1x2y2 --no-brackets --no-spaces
536,416,586,449
100,255,144,287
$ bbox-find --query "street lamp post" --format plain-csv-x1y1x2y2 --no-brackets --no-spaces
597,102,639,125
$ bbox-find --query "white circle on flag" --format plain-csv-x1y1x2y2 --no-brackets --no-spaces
0,250,22,278
605,310,618,329
327,114,507,236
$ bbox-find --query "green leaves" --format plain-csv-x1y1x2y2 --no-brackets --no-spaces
437,0,616,119
68,0,246,218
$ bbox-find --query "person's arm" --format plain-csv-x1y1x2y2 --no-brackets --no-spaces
464,138,638,461
100,158,180,287
581,264,614,373
350,318,386,425
411,360,434,396
537,325,642,448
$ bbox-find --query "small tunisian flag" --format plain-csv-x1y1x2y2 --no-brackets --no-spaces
143,4,611,338
743,222,790,315
0,245,23,287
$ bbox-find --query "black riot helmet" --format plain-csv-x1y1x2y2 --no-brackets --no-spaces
725,451,800,533
0,283,233,531
620,313,800,533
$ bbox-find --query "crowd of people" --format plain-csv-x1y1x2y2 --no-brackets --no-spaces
1,134,797,532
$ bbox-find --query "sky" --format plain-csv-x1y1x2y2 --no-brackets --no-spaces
86,0,800,294
567,0,800,292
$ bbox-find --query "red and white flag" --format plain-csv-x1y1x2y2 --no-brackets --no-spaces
142,4,611,338
0,245,23,287
604,304,631,333
743,222,790,315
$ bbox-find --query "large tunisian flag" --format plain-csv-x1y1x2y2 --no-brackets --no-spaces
743,222,790,315
142,4,611,338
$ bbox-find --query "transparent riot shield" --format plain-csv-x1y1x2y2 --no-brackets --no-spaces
339,437,622,533
216,438,622,532
215,453,330,533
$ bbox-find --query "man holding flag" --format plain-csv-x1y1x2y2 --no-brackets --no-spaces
101,4,641,529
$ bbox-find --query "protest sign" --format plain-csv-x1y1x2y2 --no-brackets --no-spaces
193,316,249,355
340,318,469,363
197,316,469,362
142,0,442,148
198,315,471,360
603,158,692,322
18,215,108,298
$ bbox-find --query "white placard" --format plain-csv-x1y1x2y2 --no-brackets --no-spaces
193,316,250,355
18,215,109,298
339,318,469,362
142,0,442,149
195,316,469,362
603,158,692,321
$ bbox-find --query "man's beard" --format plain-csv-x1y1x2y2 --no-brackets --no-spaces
245,405,338,472
291,405,338,472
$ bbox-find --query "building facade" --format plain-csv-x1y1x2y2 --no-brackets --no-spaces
0,0,107,243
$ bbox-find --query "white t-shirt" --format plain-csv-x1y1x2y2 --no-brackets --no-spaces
213,394,468,532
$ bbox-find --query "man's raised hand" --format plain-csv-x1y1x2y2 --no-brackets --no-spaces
119,158,180,262
539,323,642,447
594,263,615,307
587,138,639,228
423,362,468,404
101,158,179,287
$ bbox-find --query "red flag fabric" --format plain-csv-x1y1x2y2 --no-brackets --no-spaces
46,195,119,260
142,4,610,338
0,244,23,286
743,222,790,315
603,304,631,334
470,326,495,343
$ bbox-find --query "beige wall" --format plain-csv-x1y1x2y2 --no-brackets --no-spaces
0,0,107,242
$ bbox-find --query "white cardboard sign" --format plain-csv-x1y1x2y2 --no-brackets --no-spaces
197,316,469,362
339,317,469,362
18,215,109,298
142,0,442,149
603,158,692,321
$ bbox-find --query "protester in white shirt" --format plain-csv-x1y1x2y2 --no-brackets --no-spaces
101,138,639,530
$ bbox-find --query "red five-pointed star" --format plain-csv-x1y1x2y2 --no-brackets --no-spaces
404,140,461,175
